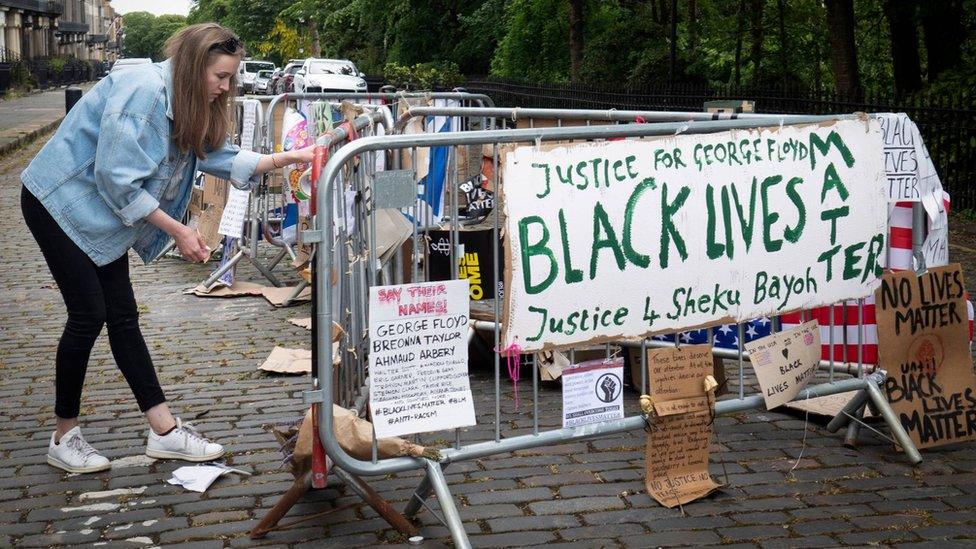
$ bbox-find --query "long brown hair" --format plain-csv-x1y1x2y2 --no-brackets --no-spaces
164,23,244,158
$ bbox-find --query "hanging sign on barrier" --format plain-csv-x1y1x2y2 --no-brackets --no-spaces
644,344,722,508
561,357,625,428
368,279,476,438
878,264,976,449
501,119,888,351
744,320,822,409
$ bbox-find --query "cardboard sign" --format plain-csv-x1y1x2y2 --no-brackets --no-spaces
744,320,822,409
427,229,503,301
561,358,625,428
368,280,476,438
644,345,722,508
501,119,888,351
878,264,976,449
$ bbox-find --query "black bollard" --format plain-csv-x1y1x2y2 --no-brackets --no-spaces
65,86,83,113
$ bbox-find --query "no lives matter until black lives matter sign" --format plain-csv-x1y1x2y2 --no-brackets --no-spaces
878,264,976,449
501,119,888,351
368,280,476,438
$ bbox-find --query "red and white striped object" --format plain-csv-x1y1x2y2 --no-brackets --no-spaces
781,192,972,364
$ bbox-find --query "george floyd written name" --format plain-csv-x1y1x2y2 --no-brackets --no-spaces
502,119,889,352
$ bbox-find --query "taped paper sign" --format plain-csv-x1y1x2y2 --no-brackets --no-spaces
501,119,888,351
878,264,976,449
744,320,822,409
644,344,722,507
878,113,940,202
561,358,624,428
368,280,476,438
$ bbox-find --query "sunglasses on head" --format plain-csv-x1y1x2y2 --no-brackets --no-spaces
210,37,243,54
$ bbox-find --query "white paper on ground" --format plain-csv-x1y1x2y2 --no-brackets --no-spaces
167,465,227,493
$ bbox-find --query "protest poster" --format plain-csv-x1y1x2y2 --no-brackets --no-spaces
501,119,888,352
878,264,976,449
878,113,940,203
561,357,624,428
744,320,822,409
644,344,722,508
368,280,476,438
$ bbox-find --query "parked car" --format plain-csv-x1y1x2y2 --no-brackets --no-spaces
276,61,304,94
253,69,274,94
110,58,151,73
266,68,283,96
293,58,367,94
238,59,275,94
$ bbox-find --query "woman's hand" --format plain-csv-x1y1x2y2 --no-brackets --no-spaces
257,146,318,174
174,225,211,263
290,145,316,165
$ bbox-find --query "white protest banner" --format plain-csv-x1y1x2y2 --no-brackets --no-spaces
744,320,821,409
368,280,476,438
561,358,624,428
502,119,888,352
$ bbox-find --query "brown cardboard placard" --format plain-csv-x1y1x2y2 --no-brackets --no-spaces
644,344,722,508
744,320,822,410
877,264,976,449
187,206,224,253
202,174,229,209
628,344,727,395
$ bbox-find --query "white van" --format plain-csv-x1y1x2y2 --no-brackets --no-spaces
238,59,275,94
292,58,367,94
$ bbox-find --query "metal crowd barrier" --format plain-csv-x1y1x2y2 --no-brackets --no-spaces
303,116,923,548
263,91,495,156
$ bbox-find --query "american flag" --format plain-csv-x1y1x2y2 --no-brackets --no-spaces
652,318,773,349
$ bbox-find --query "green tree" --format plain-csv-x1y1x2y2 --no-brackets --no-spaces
121,12,186,60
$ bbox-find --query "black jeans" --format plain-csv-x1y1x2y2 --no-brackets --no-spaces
21,185,166,419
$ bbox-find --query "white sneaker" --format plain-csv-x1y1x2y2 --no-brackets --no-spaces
146,418,224,462
47,426,111,473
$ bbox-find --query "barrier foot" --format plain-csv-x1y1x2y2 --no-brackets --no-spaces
247,252,283,287
426,459,471,549
249,474,310,539
403,465,443,519
266,246,290,271
202,248,245,288
843,403,866,448
865,379,923,465
333,467,419,537
826,388,870,433
281,280,310,308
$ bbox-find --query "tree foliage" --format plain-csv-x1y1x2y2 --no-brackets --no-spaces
174,0,975,96
122,12,188,60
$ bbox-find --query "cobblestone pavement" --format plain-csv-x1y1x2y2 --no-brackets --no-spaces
2,134,976,549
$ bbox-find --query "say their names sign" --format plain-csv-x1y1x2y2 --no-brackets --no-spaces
878,264,976,449
368,280,476,438
501,119,888,351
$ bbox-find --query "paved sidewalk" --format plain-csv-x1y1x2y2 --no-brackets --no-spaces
0,83,96,155
2,135,976,548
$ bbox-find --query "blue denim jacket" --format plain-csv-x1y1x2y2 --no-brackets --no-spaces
21,59,261,266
